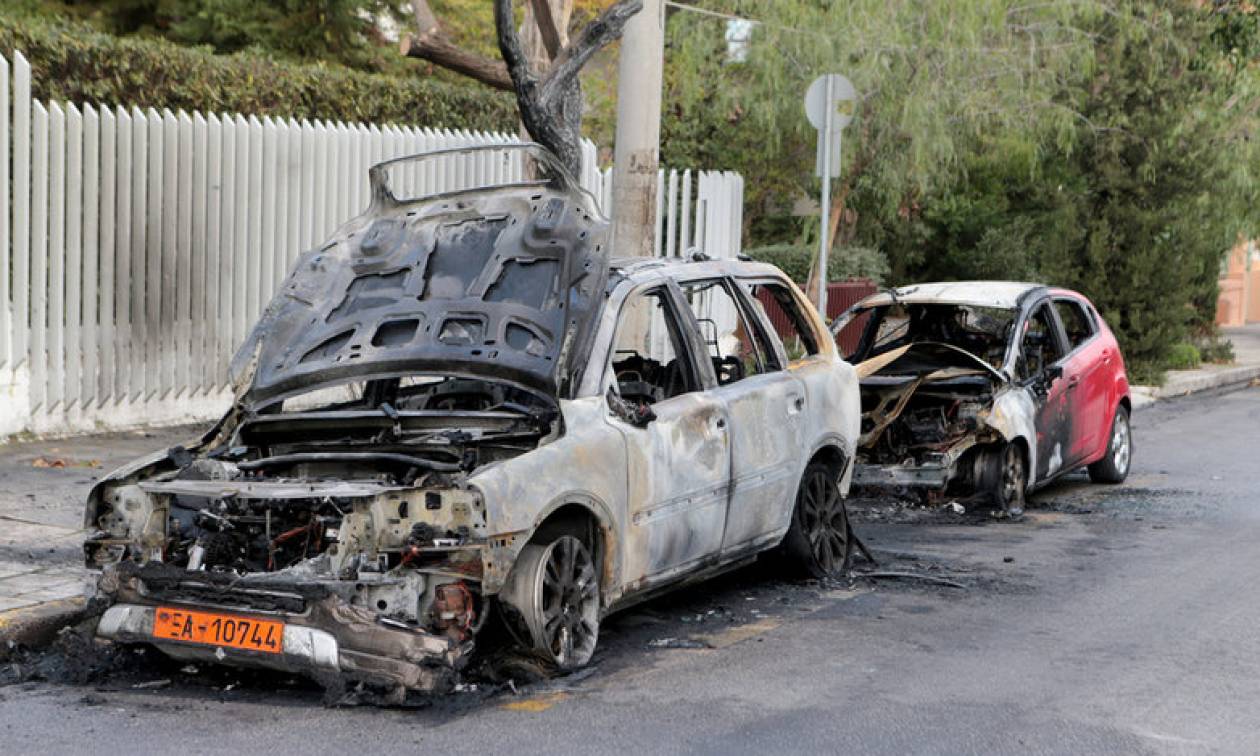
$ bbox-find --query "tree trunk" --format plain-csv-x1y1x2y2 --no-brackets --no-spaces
403,0,641,179
495,0,642,177
518,0,574,144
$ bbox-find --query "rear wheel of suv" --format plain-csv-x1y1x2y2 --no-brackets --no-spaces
783,462,851,578
503,534,600,671
1088,405,1132,484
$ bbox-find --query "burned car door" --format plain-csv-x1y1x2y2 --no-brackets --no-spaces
1015,301,1071,481
605,285,732,588
678,278,805,554
1053,296,1110,465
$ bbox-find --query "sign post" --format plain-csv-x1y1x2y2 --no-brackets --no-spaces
805,74,856,318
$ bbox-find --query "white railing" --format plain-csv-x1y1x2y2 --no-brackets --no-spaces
0,50,742,437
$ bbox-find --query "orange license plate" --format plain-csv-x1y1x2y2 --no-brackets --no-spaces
152,607,284,654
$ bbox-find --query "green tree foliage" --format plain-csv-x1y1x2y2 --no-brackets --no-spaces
11,0,407,71
1039,2,1256,366
596,1,1098,250
881,1,1259,371
0,12,517,128
627,1,1257,375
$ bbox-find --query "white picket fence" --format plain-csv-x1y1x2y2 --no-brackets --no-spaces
0,50,743,438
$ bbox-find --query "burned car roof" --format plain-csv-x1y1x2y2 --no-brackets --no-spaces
854,281,1046,310
228,145,610,406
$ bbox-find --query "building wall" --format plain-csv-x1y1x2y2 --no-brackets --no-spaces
1217,240,1258,327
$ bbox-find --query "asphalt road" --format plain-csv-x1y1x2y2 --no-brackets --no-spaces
3,388,1259,755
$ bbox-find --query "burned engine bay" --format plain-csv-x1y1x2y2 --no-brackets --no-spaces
848,303,1025,498
84,376,555,686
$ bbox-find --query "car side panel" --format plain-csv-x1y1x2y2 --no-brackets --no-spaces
793,356,861,497
1073,295,1131,466
470,397,629,601
740,273,861,501
717,369,807,554
1062,332,1111,467
614,391,732,588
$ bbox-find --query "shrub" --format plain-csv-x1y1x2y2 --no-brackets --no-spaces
1195,334,1235,365
1165,343,1202,371
745,243,888,285
0,14,517,130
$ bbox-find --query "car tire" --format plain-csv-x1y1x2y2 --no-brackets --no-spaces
991,442,1028,519
1088,405,1132,484
501,533,600,671
783,462,852,578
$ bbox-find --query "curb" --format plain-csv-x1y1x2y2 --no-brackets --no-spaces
1154,364,1260,400
0,596,89,660
1132,364,1260,411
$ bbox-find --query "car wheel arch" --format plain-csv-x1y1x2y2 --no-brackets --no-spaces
798,435,854,494
524,494,618,604
807,442,850,479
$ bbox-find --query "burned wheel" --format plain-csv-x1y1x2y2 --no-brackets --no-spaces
992,442,1028,519
783,463,851,578
1088,405,1132,484
504,535,600,671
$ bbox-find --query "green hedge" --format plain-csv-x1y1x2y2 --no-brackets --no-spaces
745,243,889,286
0,14,517,130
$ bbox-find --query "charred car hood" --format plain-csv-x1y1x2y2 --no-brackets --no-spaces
855,342,1006,383
230,147,610,407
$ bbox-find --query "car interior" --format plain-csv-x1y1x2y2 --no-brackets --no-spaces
1017,304,1065,380
610,288,697,406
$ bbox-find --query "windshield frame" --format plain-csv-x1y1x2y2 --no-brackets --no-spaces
844,302,1019,371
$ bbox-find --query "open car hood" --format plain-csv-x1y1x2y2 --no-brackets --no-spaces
229,146,610,407
854,341,1007,383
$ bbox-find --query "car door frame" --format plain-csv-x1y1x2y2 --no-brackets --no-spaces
1050,294,1112,468
671,274,809,557
1012,296,1074,483
598,279,733,593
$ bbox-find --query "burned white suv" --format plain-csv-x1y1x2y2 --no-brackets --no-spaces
84,146,859,699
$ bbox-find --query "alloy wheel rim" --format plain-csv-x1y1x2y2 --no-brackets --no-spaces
801,470,848,573
1002,446,1025,505
1113,415,1131,475
539,536,599,666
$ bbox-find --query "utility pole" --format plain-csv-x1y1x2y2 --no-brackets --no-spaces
611,0,664,258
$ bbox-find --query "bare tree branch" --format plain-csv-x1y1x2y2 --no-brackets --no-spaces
529,0,565,60
402,0,514,91
543,0,642,103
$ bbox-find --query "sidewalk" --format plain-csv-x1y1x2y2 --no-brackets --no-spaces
0,425,199,622
1131,324,1260,409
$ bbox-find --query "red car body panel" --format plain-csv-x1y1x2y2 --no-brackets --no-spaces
1049,288,1130,471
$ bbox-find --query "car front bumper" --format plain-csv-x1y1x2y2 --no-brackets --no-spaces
853,461,953,489
92,563,466,696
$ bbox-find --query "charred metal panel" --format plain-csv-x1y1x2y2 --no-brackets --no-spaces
469,396,629,597
229,146,609,405
617,391,731,585
717,371,804,552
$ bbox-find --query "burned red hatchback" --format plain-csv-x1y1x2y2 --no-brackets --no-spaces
832,281,1133,517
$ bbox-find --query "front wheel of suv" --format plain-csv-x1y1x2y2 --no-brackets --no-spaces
502,534,601,671
783,462,852,578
